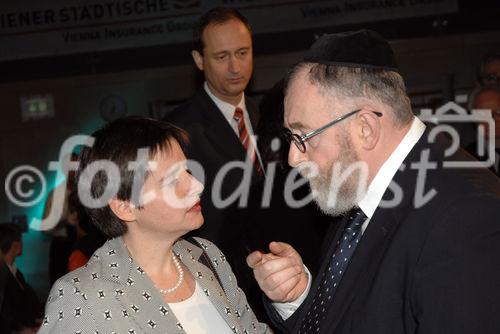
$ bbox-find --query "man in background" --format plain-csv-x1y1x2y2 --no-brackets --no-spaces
164,6,267,321
467,85,500,176
0,223,43,333
477,54,500,87
165,6,262,248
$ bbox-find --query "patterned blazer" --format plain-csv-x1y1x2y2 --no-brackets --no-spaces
38,237,271,334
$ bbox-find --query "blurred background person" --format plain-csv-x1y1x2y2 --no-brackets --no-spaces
477,53,500,87
0,223,43,334
466,85,500,176
42,152,79,284
66,191,106,272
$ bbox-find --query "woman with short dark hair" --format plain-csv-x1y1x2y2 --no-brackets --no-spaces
39,117,270,333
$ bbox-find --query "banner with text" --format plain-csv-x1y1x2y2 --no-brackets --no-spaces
0,0,458,61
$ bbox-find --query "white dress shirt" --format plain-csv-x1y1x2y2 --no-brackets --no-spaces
204,82,265,169
273,116,426,320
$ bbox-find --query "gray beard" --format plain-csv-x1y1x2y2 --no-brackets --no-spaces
307,135,368,217
310,162,368,216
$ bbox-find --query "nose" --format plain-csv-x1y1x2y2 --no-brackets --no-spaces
288,143,307,167
188,173,204,197
228,55,241,74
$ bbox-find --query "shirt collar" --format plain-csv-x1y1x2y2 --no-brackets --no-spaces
204,82,246,122
358,117,426,219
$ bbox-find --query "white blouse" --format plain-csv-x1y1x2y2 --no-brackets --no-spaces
168,282,234,334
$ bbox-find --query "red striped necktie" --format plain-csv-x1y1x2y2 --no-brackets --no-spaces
233,107,263,175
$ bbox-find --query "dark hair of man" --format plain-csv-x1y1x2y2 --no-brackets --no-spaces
0,223,22,253
284,62,414,126
192,7,252,54
477,53,500,85
76,117,188,238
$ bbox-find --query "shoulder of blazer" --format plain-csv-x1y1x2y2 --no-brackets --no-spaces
48,238,128,296
166,88,220,126
179,237,236,297
383,129,500,221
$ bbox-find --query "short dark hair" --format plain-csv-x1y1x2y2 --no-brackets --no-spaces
477,53,500,86
76,117,188,238
193,7,252,54
0,223,22,253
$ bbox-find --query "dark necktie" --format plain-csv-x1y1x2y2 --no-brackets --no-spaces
299,208,367,333
233,107,263,174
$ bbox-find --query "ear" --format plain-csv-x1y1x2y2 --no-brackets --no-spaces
191,50,204,71
109,198,136,223
356,110,381,151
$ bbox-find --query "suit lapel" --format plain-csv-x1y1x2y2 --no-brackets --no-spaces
321,206,403,333
175,239,244,333
320,133,431,333
194,89,247,162
194,89,263,181
106,238,242,333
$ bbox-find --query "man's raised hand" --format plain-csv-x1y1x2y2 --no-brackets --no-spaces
247,241,309,302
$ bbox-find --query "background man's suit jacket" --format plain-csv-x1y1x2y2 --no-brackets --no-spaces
165,88,262,247
0,259,43,333
266,131,500,334
39,237,270,334
164,88,272,324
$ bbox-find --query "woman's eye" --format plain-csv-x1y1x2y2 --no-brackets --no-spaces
163,178,179,187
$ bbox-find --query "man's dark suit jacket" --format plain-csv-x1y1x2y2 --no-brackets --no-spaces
0,260,43,333
266,130,500,334
164,87,269,321
165,87,262,245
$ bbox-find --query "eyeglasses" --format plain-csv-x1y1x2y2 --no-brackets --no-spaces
282,109,383,153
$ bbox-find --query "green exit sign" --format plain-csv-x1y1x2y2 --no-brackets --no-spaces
20,94,54,121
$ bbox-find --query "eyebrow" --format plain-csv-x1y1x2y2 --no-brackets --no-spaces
156,163,183,184
287,121,308,130
212,47,250,56
212,51,229,57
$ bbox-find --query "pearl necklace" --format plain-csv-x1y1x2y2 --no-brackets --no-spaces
158,253,184,295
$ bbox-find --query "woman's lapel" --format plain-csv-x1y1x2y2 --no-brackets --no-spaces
175,239,243,333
